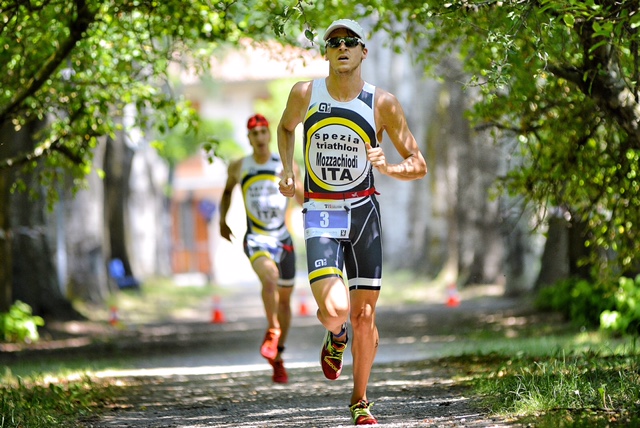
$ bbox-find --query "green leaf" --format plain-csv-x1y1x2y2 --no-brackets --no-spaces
304,29,314,43
563,14,575,28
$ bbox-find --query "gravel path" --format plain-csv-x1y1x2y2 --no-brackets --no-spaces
88,359,514,428
75,294,526,427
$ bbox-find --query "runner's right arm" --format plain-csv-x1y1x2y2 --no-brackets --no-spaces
278,80,312,198
219,159,241,241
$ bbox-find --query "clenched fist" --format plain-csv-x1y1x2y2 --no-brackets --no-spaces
366,142,388,174
279,176,295,198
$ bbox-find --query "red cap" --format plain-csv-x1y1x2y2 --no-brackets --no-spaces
247,114,269,130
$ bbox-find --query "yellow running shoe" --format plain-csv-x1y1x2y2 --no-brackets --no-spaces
350,400,377,425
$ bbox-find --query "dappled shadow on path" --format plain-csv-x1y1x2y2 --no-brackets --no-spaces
89,359,518,428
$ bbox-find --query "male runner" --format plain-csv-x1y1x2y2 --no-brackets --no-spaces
220,113,303,383
277,19,427,424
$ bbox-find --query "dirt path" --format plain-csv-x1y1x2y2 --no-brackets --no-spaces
75,295,527,427
87,359,515,428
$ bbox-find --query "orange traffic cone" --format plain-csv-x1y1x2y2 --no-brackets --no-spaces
211,296,225,324
109,305,120,326
446,283,461,307
298,291,310,317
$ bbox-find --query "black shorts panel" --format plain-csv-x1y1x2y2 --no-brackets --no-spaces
305,197,382,290
243,234,296,286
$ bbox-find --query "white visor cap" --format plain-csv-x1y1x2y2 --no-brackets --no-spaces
323,19,365,44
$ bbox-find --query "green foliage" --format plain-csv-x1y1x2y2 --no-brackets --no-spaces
0,301,44,344
349,0,640,279
536,276,640,335
600,275,640,335
472,350,640,426
0,0,311,199
0,374,117,428
536,278,617,329
3,0,639,280
157,117,241,167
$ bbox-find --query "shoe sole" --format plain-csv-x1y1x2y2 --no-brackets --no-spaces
261,345,278,360
260,330,280,360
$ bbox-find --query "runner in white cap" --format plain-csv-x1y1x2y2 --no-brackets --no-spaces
277,19,427,425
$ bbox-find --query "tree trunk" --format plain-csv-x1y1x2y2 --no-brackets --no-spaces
63,118,170,301
0,119,20,313
533,211,594,291
534,214,570,290
11,186,79,319
4,119,80,320
103,132,135,279
568,216,592,280
64,138,110,302
0,147,12,313
127,142,171,278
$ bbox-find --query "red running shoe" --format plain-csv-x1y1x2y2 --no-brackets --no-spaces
260,328,281,360
350,400,378,425
320,329,347,380
269,359,288,384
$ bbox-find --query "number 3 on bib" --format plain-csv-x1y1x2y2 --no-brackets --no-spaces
304,205,351,239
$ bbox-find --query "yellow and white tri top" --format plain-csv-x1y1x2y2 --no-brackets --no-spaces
302,79,378,199
240,154,290,240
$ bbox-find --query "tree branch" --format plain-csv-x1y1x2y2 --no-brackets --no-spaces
0,131,89,171
0,100,95,171
0,0,97,124
547,64,640,148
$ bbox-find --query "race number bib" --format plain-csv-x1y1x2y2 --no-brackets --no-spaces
303,201,351,239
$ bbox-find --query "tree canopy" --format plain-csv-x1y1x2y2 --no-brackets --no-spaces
0,0,315,313
1,0,638,281
357,0,639,277
0,0,304,197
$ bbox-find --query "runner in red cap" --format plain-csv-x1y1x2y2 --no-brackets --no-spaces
247,113,270,130
220,114,304,383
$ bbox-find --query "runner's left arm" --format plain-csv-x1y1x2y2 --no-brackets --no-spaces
369,89,427,181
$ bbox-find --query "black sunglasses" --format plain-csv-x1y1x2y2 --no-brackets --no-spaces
325,36,364,49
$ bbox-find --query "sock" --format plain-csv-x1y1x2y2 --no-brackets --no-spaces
332,323,347,340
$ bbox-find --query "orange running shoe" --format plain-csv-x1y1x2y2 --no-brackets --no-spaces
320,329,347,380
269,359,288,384
350,400,377,425
260,328,281,360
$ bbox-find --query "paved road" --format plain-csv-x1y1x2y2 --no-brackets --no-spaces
85,283,523,427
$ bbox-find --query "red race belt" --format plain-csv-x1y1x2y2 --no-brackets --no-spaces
304,187,378,200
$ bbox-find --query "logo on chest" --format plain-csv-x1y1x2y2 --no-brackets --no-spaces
318,102,332,113
306,122,369,190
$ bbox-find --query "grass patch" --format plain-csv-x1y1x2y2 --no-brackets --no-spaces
1,276,225,427
74,276,228,324
445,330,633,358
0,372,117,428
375,271,640,426
378,269,446,305
464,347,640,427
4,356,137,380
